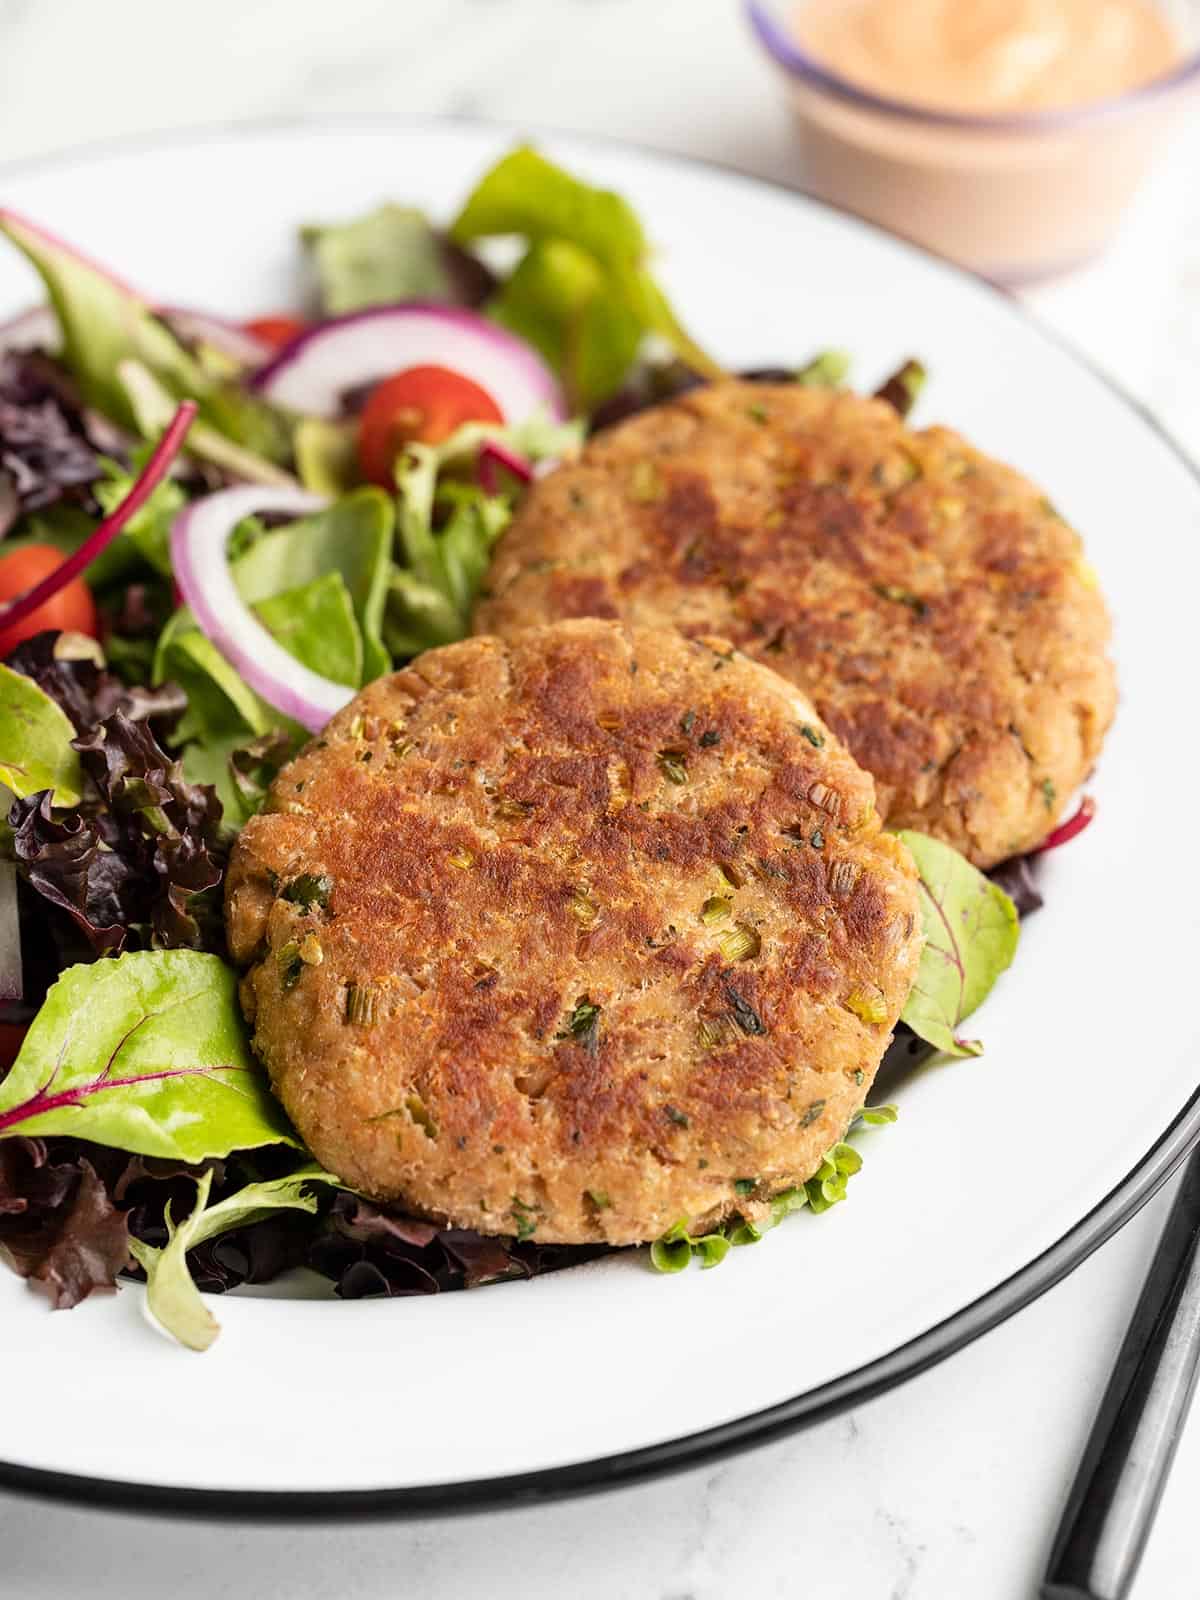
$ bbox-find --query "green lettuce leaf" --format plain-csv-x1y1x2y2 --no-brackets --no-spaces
388,446,511,648
898,830,1020,1057
0,949,297,1158
131,1164,338,1351
117,359,294,487
255,571,361,689
797,349,852,387
0,212,204,427
100,627,159,688
650,1219,731,1273
0,214,291,468
434,411,586,472
155,615,291,747
452,144,650,278
93,451,186,578
169,725,293,827
450,145,722,405
432,481,512,617
155,614,303,821
383,569,466,660
0,660,84,803
231,489,393,682
294,416,360,496
302,203,453,314
491,238,642,413
154,488,394,813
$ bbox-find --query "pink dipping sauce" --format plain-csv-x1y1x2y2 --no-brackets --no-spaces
770,0,1190,278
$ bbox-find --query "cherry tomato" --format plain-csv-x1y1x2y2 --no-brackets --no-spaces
357,365,503,488
244,314,309,351
0,544,97,658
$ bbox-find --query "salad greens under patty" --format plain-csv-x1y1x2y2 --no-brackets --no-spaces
0,145,1039,1350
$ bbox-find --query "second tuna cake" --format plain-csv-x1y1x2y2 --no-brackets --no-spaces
226,620,922,1246
475,381,1117,867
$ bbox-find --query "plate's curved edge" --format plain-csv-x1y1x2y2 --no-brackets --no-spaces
4,1084,1200,1522
0,114,1197,1521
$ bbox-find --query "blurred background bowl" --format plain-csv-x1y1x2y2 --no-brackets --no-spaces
747,0,1200,281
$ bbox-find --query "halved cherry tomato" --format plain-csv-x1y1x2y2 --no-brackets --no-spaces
244,314,309,351
0,544,97,658
357,365,503,488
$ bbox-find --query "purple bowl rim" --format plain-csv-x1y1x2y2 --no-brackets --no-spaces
746,0,1200,132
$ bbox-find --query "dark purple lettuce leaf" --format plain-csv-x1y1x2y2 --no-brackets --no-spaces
112,1153,228,1205
0,1135,78,1215
988,851,1044,917
330,1192,438,1249
110,1146,601,1302
440,239,497,309
441,1228,534,1288
590,361,814,434
0,1130,611,1314
76,713,227,948
10,708,228,956
197,1212,314,1292
9,792,130,953
0,1138,130,1308
4,630,185,734
327,1254,443,1300
0,350,109,522
590,359,705,432
104,582,162,640
25,1161,131,1308
307,1189,449,1299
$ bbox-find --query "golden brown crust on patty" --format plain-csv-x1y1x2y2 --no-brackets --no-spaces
475,382,1117,867
226,621,921,1245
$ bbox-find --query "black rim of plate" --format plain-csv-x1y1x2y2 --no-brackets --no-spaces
1,115,1198,1523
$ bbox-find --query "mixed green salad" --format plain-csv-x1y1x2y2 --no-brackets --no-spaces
0,146,1062,1350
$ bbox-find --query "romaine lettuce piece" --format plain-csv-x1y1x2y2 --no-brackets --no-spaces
303,203,453,314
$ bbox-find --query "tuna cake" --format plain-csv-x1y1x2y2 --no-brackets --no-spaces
475,381,1117,868
225,620,922,1246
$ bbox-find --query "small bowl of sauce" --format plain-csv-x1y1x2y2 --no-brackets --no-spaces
747,0,1200,280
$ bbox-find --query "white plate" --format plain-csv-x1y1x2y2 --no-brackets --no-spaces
2,120,1198,1517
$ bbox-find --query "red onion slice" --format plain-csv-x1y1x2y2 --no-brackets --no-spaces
250,303,565,422
170,485,357,733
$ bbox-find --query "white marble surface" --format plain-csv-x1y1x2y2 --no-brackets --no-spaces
1,2,1199,1596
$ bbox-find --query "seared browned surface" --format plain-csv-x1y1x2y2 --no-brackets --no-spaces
226,621,921,1245
475,383,1117,867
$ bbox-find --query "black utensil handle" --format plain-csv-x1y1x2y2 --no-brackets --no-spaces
1042,1147,1200,1600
